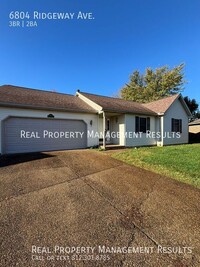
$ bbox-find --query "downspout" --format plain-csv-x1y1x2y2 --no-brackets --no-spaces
157,113,164,146
102,111,106,149
161,116,164,146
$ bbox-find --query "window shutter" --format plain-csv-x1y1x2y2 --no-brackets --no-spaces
179,119,182,133
135,116,139,133
147,117,150,131
171,118,174,132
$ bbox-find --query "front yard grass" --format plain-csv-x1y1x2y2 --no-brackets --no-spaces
111,144,200,188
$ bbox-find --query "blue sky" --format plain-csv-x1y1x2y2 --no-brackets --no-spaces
1,0,200,104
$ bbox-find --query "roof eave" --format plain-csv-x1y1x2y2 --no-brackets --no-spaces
178,95,192,117
164,94,192,117
0,102,97,114
102,108,157,116
189,120,200,126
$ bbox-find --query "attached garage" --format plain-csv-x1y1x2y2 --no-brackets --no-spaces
2,117,87,154
0,85,99,155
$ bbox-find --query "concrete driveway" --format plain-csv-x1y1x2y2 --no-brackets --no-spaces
0,150,200,267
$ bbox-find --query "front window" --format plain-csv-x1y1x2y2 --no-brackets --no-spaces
135,116,150,133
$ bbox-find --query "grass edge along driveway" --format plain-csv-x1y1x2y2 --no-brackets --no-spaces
111,144,200,188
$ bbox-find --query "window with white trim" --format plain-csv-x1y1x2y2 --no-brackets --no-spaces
171,118,182,133
135,116,150,133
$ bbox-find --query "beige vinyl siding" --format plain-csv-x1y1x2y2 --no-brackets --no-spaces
189,125,200,134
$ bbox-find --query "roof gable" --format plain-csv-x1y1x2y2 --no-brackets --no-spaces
143,94,191,116
142,94,179,114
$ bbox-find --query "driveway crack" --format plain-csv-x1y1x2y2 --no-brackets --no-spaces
143,175,161,204
0,165,124,203
82,178,160,247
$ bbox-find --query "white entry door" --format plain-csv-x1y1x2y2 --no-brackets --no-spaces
119,124,125,145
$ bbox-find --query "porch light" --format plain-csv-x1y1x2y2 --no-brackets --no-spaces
90,120,93,126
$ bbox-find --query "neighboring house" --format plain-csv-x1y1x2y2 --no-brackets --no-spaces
188,119,200,143
189,119,200,134
0,85,191,154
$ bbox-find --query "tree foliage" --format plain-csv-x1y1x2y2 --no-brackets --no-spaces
120,64,186,103
183,96,199,115
195,111,200,119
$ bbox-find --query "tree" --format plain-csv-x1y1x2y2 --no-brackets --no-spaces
120,64,186,103
195,111,200,119
183,96,199,116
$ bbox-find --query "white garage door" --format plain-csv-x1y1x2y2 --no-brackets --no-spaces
3,117,87,154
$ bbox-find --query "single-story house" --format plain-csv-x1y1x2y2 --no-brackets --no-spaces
0,85,191,154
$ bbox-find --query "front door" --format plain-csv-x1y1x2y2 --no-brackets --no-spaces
119,124,125,145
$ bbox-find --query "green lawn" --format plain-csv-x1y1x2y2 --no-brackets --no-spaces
111,144,200,188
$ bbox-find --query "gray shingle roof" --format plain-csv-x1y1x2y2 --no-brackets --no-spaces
142,94,180,114
0,85,96,113
189,119,200,125
79,92,157,115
